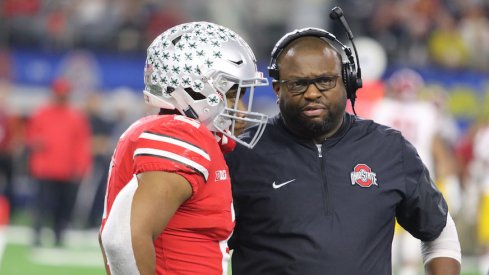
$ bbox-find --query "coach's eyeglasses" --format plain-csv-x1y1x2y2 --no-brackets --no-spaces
277,75,339,95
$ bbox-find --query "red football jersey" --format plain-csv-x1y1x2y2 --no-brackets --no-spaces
101,114,234,275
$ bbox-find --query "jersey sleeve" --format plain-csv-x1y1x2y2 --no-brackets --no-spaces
396,137,448,241
133,117,212,194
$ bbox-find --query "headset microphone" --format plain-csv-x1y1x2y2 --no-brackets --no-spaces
329,6,362,89
329,7,353,40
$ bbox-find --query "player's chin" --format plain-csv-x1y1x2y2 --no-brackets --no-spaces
233,122,246,136
234,127,245,136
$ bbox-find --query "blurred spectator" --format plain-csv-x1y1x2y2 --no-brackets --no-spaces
26,78,92,247
464,119,489,274
143,2,186,48
42,2,74,51
113,3,144,52
1,0,41,46
428,8,470,69
453,120,481,258
456,105,489,273
418,85,460,146
242,0,289,61
2,0,40,17
367,0,434,67
459,3,489,71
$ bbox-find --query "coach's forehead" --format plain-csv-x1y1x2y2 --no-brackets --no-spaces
278,36,341,63
284,37,334,54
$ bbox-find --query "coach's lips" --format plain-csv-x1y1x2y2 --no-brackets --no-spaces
302,105,325,117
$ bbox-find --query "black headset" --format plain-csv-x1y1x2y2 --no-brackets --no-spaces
268,7,362,106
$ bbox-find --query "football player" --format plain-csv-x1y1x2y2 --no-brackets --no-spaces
99,21,268,275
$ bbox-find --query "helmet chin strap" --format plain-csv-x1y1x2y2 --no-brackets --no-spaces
170,87,199,120
170,85,228,134
183,106,199,119
212,115,231,134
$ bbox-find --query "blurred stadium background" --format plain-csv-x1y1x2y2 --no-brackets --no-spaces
0,0,488,274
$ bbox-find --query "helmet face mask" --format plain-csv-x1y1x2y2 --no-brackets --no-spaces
144,21,268,148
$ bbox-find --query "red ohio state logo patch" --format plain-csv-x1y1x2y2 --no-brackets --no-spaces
350,164,378,188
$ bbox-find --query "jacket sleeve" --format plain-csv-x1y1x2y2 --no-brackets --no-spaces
395,137,448,241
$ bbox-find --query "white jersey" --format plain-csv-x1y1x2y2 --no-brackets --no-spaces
371,98,440,175
474,125,489,164
472,125,489,191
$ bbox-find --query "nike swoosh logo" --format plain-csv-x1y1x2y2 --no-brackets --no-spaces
272,179,296,189
228,59,243,65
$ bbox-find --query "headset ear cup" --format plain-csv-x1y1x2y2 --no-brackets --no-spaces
268,64,279,80
348,63,359,101
342,61,359,100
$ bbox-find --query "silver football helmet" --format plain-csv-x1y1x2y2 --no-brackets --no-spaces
143,21,268,148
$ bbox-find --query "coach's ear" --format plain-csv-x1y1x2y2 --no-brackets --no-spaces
272,81,281,98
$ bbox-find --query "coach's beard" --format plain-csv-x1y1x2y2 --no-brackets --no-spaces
281,109,335,140
280,98,346,141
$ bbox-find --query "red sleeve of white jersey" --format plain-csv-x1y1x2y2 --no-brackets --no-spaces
133,116,212,194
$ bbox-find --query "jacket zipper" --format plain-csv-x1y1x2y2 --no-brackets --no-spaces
317,144,329,215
